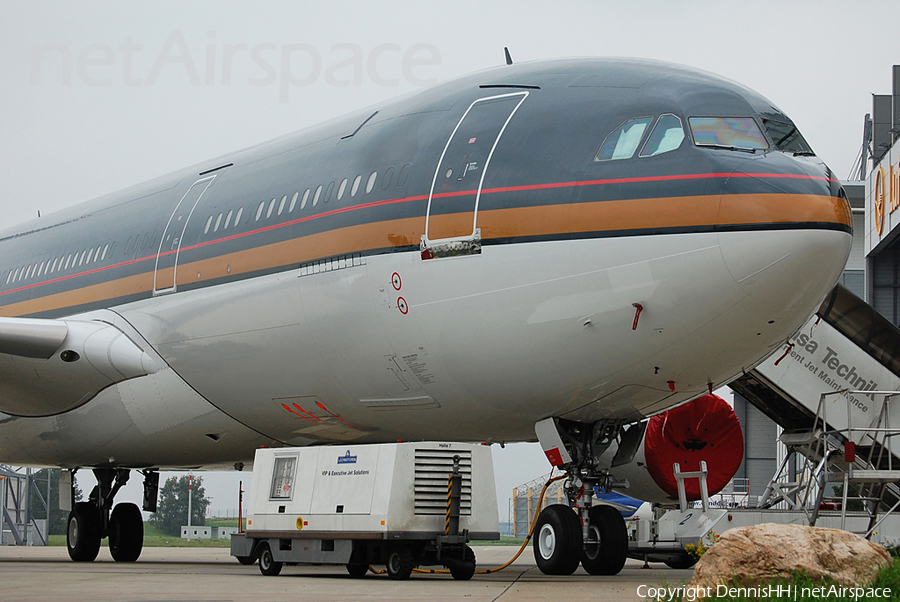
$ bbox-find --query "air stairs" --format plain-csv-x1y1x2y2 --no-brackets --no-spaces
0,466,49,546
731,284,900,538
758,390,900,538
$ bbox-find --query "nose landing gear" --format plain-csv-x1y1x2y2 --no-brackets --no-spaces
532,417,630,576
64,468,158,563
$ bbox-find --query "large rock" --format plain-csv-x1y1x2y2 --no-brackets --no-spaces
690,523,890,589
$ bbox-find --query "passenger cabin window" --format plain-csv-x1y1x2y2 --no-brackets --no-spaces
688,117,768,151
398,163,410,186
270,456,297,500
313,185,322,206
762,119,814,155
640,114,685,157
594,117,653,161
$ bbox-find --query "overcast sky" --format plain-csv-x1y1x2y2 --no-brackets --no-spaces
1,1,897,518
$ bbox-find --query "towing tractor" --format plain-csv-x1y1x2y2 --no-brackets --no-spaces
231,442,499,580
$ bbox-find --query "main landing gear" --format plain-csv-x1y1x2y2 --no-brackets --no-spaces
66,468,159,563
532,418,630,576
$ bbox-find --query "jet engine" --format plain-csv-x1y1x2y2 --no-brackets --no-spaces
606,394,744,505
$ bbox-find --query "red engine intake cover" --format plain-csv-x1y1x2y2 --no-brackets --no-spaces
643,393,744,500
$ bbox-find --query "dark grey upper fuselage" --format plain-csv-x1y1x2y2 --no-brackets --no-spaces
0,58,836,318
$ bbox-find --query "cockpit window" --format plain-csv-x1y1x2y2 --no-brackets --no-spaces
688,117,768,151
594,117,653,161
639,114,685,157
762,119,814,155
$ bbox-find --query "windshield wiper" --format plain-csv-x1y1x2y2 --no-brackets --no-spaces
792,150,816,157
698,144,757,153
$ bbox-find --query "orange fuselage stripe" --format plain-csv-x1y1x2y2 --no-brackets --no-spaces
0,193,850,318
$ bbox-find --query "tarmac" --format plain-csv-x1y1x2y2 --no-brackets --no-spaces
0,545,694,601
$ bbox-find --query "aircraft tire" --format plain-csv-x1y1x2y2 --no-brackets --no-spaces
257,543,282,576
449,545,476,581
67,502,102,562
581,505,628,575
533,505,581,575
346,562,369,577
108,502,144,562
385,546,414,580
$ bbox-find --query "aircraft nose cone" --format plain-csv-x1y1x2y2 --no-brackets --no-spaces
717,165,852,315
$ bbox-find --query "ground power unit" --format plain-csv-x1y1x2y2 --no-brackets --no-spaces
231,442,499,580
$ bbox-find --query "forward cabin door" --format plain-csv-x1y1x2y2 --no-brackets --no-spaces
423,91,527,257
153,175,216,294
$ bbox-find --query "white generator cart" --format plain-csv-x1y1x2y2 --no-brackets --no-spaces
231,442,499,580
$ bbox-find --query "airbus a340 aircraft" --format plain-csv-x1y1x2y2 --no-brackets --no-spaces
0,57,850,574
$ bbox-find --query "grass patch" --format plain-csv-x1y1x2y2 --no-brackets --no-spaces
470,536,525,546
48,522,232,547
654,556,900,601
205,517,243,528
140,523,232,547
46,518,516,549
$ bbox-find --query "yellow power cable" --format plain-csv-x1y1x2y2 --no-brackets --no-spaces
368,472,568,576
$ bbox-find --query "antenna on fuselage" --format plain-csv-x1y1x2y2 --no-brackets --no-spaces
504,47,513,65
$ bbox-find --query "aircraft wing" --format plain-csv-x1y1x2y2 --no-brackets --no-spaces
0,317,157,417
